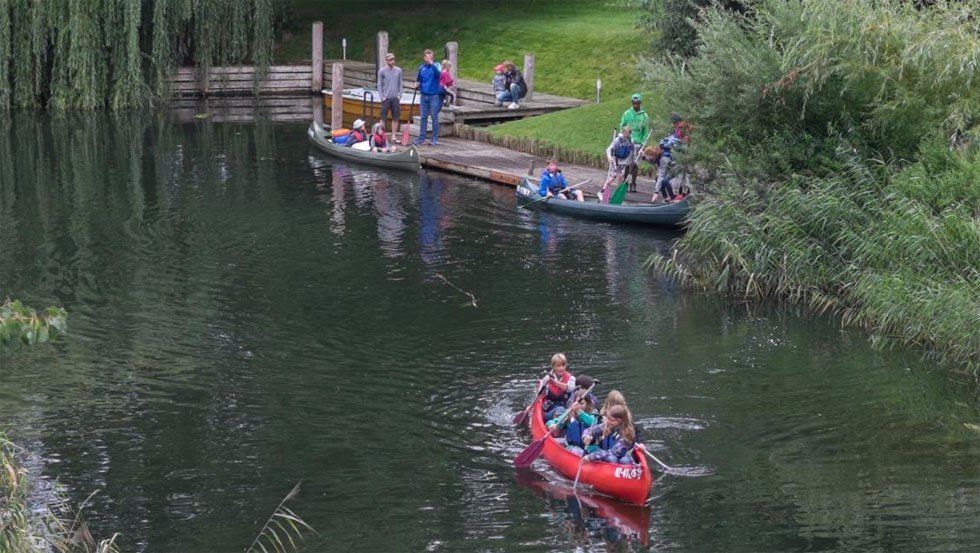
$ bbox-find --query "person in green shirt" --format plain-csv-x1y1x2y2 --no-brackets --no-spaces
620,93,650,192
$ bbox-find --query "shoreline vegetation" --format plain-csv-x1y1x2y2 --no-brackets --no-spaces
639,0,979,376
277,0,979,377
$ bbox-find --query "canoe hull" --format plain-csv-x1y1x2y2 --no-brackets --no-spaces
516,178,691,227
307,121,421,172
529,397,652,506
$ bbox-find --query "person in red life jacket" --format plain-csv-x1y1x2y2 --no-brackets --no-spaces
581,404,637,464
347,119,368,147
369,123,397,152
542,352,577,421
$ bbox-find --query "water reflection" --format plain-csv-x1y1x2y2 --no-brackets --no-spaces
514,468,652,550
2,115,979,553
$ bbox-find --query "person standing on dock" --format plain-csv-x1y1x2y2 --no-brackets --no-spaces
620,93,650,192
599,126,635,204
414,49,443,146
378,52,403,135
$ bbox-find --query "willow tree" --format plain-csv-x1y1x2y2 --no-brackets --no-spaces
0,0,275,110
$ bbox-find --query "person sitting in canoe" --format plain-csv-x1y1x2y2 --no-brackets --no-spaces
539,159,585,202
542,352,576,421
547,387,599,456
581,404,637,464
347,119,369,148
369,123,397,153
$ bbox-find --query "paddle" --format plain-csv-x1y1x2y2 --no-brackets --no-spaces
513,382,596,468
401,87,418,146
636,444,674,473
512,373,551,427
519,179,591,209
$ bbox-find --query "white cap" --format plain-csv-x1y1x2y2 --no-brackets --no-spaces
353,119,365,129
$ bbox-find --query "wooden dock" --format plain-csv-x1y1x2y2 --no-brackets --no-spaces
414,136,658,201
323,60,588,125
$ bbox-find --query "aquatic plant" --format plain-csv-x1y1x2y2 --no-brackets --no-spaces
245,482,316,553
0,0,277,110
643,0,980,374
0,299,67,346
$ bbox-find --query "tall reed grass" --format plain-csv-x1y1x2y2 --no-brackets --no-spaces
1,432,119,553
645,0,980,374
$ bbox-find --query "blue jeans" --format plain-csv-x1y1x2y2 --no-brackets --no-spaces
417,93,441,141
495,83,521,104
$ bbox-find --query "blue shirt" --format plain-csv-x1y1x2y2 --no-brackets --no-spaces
539,170,568,196
417,63,441,95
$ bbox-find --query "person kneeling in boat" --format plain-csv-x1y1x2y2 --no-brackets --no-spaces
542,352,576,421
548,388,599,456
581,404,637,464
539,159,584,202
369,123,397,153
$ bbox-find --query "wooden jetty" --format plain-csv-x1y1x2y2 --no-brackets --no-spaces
169,25,589,127
412,136,658,201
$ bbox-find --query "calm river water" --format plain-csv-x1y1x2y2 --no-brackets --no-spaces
1,114,978,553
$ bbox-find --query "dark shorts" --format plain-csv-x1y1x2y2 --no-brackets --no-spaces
380,98,400,123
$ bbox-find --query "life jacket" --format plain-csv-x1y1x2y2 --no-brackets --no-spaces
613,138,632,159
565,414,594,448
543,170,565,193
595,425,623,451
546,372,571,402
372,132,387,148
349,129,367,144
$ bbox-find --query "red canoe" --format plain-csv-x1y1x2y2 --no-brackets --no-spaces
529,396,653,505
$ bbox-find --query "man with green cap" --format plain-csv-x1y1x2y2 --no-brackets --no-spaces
619,93,650,192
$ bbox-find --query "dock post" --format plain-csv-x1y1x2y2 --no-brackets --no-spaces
446,42,459,105
523,54,535,101
312,22,324,93
331,63,344,129
377,31,389,77
312,96,324,125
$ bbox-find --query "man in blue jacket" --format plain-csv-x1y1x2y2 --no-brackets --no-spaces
413,49,442,146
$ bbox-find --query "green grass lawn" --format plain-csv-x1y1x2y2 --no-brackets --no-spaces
276,0,664,158
277,0,645,99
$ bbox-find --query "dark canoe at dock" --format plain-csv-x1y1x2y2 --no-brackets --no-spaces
515,177,691,227
307,121,421,172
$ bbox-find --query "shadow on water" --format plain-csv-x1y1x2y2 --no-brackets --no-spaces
1,113,979,553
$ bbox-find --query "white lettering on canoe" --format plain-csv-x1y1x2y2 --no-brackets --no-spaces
614,466,643,480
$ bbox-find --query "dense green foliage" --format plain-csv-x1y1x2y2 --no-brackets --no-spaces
0,0,276,110
630,0,746,58
644,0,980,372
0,299,67,346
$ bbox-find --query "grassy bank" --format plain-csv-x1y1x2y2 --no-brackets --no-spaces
277,1,645,100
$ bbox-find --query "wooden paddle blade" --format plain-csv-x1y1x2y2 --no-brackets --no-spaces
513,436,547,467
609,181,629,205
512,407,530,426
